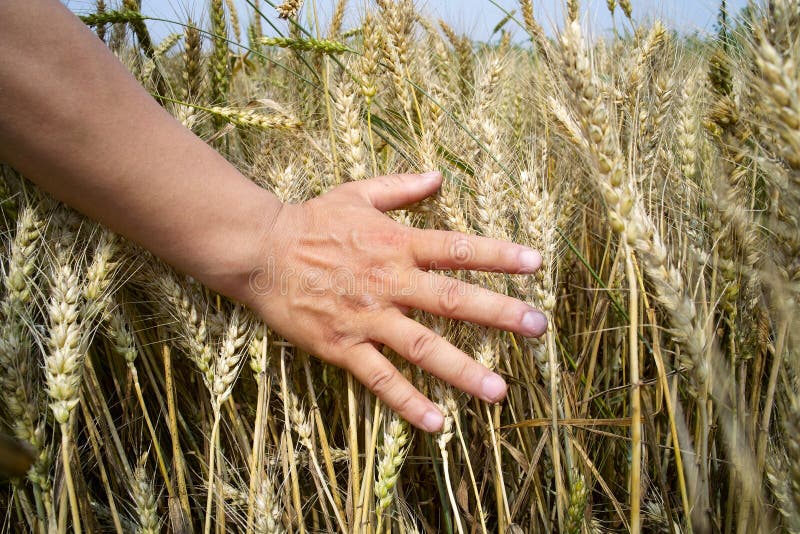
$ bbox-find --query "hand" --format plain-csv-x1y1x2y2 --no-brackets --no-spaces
239,172,547,432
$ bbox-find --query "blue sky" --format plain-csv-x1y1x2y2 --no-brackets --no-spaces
66,0,750,42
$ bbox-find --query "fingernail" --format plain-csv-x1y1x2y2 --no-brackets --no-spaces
422,409,444,432
519,249,542,273
481,373,507,402
421,171,441,181
521,310,548,337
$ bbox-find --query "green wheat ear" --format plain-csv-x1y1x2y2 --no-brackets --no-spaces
258,36,351,54
79,9,145,27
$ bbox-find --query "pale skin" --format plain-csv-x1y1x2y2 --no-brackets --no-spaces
0,0,547,433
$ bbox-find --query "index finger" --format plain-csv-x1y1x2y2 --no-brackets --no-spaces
410,229,542,274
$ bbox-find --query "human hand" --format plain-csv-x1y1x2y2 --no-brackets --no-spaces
238,172,547,432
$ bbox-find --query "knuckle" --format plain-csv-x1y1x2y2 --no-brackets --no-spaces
407,329,438,365
438,278,462,314
447,232,475,265
324,326,353,348
323,328,365,360
453,356,472,384
496,298,525,329
335,180,360,197
385,225,413,249
379,174,404,189
354,293,382,311
393,390,415,415
367,367,398,394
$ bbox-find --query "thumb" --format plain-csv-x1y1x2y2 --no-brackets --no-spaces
349,172,442,212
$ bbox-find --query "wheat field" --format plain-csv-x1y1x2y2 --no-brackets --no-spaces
1,0,799,532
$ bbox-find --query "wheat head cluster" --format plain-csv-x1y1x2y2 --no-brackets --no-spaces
1,0,799,532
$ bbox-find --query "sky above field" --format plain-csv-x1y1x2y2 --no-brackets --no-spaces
66,0,751,42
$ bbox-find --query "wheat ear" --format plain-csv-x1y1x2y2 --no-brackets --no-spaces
132,458,160,534
209,0,229,104
276,0,303,19
333,71,367,181
45,252,85,534
434,387,464,534
204,307,248,534
374,414,409,533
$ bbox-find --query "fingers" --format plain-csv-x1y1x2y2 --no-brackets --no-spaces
372,310,508,404
411,229,542,274
344,343,444,432
396,271,548,337
343,172,442,212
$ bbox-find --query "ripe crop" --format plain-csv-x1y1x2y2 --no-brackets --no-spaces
1,1,799,532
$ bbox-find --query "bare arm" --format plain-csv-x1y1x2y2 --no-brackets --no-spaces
0,0,547,432
0,0,279,293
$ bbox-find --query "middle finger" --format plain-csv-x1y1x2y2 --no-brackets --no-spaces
394,270,547,337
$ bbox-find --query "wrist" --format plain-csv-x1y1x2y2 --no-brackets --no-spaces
192,180,284,306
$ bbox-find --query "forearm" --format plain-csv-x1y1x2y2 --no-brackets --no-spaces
0,0,280,296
